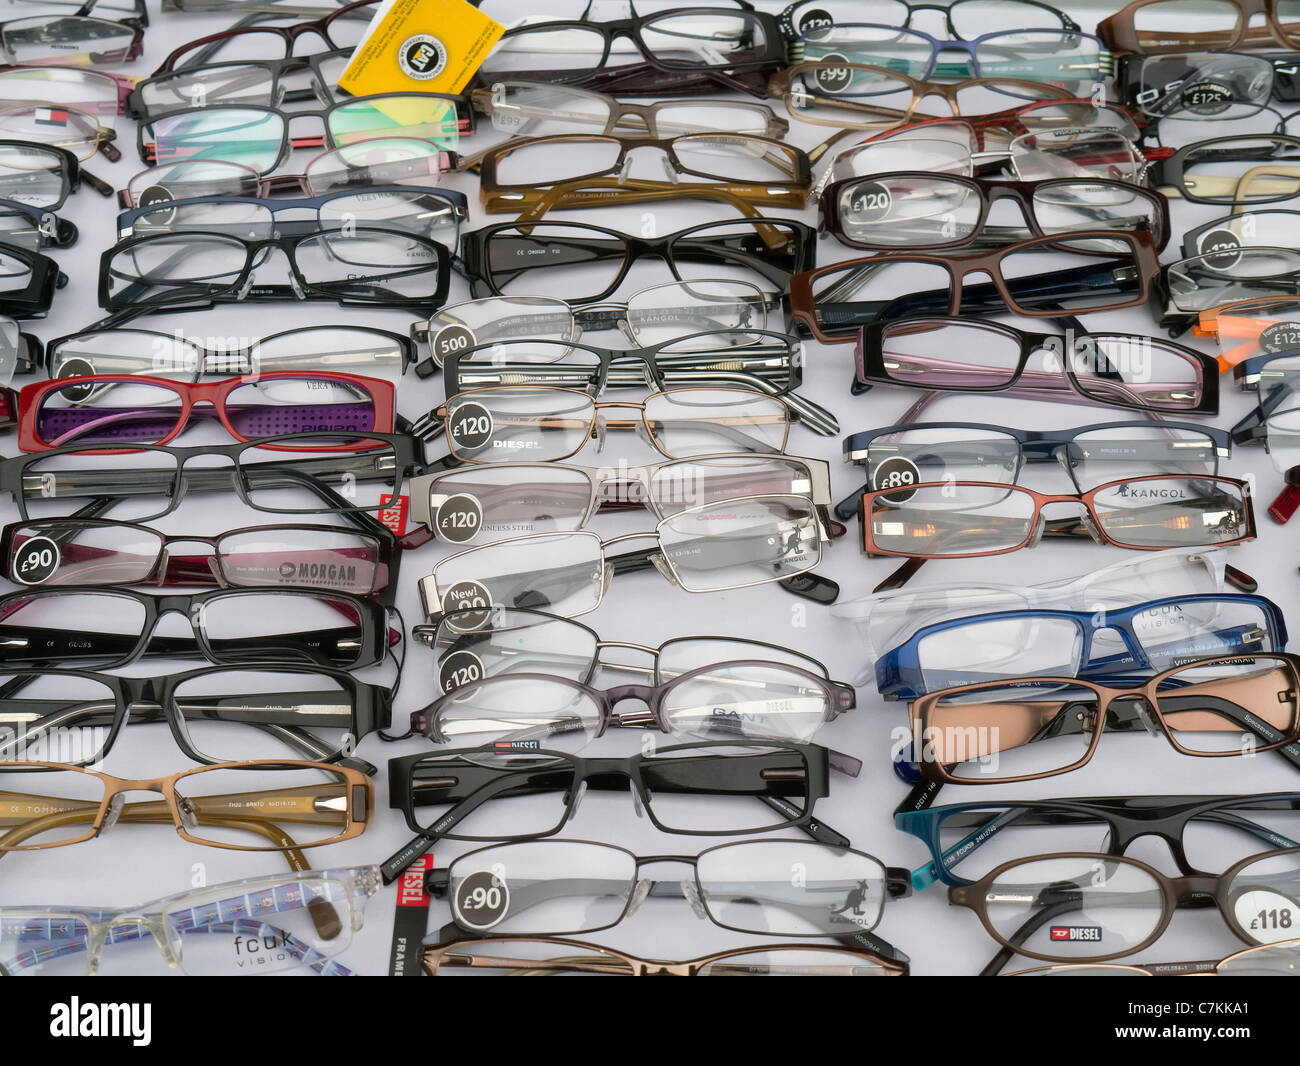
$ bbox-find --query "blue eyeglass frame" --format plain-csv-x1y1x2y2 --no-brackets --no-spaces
873,592,1287,701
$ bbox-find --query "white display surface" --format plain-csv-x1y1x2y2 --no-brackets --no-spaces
6,0,1296,978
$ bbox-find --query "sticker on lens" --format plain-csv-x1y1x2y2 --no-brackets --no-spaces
1196,227,1243,270
1179,79,1234,116
453,869,510,930
798,7,834,32
12,535,59,585
397,34,448,81
432,322,476,363
137,184,176,226
438,650,485,692
447,401,494,452
812,53,854,94
846,181,892,224
441,579,493,630
1232,889,1297,943
1258,321,1300,354
872,456,921,504
435,493,483,544
51,357,96,401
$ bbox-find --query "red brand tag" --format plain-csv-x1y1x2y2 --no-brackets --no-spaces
396,854,434,907
378,494,410,536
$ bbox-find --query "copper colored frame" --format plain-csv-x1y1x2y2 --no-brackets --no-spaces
1098,0,1300,53
908,651,1300,785
477,133,812,211
421,936,908,976
0,760,371,852
787,228,1162,345
859,474,1256,559
1007,938,1300,975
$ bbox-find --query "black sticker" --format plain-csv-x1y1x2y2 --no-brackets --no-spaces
454,870,510,930
1259,321,1300,353
137,184,176,226
12,535,59,585
812,52,854,94
435,493,484,544
447,401,494,452
1180,79,1235,116
798,7,834,32
1196,227,1242,270
872,456,921,504
441,580,492,630
52,357,96,401
438,650,485,693
433,323,476,363
846,180,893,223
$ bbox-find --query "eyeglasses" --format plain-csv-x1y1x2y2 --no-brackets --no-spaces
949,847,1300,964
1153,133,1300,205
114,187,466,251
1007,940,1300,976
435,386,797,464
462,217,816,302
0,199,76,251
0,243,64,320
428,838,903,940
787,230,1162,343
1156,248,1300,332
410,455,832,545
0,103,118,164
0,865,380,977
0,140,101,208
440,330,804,398
45,323,416,387
0,513,398,596
0,585,395,671
1116,51,1279,120
17,371,396,451
876,592,1285,700
1192,295,1300,374
470,80,788,141
819,173,1169,252
907,652,1300,785
776,0,1083,40
154,0,378,72
793,23,1107,97
99,227,452,311
0,760,371,853
1098,0,1300,53
0,663,392,766
478,133,812,211
422,937,905,976
0,9,144,66
861,475,1255,561
127,49,351,120
0,431,421,522
896,792,1300,890
843,420,1229,505
0,65,136,119
769,63,1084,131
137,94,471,170
118,137,457,209
1181,209,1300,266
833,547,1257,666
416,496,828,622
476,8,788,99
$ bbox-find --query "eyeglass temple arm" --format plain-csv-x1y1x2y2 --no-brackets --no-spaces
603,543,839,605
1231,381,1294,443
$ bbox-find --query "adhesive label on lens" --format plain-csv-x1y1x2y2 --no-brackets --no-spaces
812,53,853,94
447,401,494,451
1196,227,1242,270
435,493,484,544
872,456,921,504
137,184,176,226
441,579,493,630
398,34,448,82
1232,889,1299,943
12,535,59,585
52,358,96,401
798,7,834,32
1180,79,1234,116
1258,321,1300,353
846,181,892,223
453,869,509,930
438,649,484,692
1048,926,1103,942
432,322,476,363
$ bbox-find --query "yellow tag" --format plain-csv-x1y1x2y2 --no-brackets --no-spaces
338,0,505,98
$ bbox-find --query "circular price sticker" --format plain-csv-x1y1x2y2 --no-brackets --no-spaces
435,493,484,544
798,7,834,32
433,323,476,363
812,53,854,94
1258,322,1300,353
1196,227,1243,271
453,870,510,930
447,401,494,451
872,456,922,504
398,34,448,81
1233,889,1299,943
1180,79,1234,116
441,579,493,630
846,181,893,223
51,357,96,401
12,536,60,585
438,650,485,693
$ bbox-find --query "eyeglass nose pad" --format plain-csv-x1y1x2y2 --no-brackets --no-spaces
235,273,255,300
1025,513,1047,550
1127,695,1163,737
102,792,125,833
681,879,708,919
634,418,654,448
1078,511,1104,544
288,272,306,300
592,414,607,453
659,156,679,184
599,561,614,601
625,877,653,916
631,786,650,820
566,779,588,818
144,915,183,968
617,155,634,185
175,792,199,832
649,552,680,587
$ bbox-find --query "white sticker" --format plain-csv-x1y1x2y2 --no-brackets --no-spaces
12,536,59,585
453,869,510,930
1233,889,1299,943
447,401,494,451
435,493,484,544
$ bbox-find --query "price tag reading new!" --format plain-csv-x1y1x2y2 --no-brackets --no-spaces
338,0,505,97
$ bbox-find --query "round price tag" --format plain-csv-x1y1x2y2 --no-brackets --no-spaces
447,401,494,451
441,579,493,630
439,650,485,693
1233,889,1300,943
799,7,834,32
433,323,476,363
1180,79,1234,116
435,494,484,544
1196,227,1243,270
872,456,922,504
454,869,510,930
1258,322,1300,354
812,53,853,94
12,536,59,585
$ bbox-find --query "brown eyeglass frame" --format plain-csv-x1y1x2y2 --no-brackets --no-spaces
788,228,1162,345
477,133,811,212
0,760,371,853
1006,937,1300,975
951,846,1300,963
909,651,1300,786
421,935,908,976
1098,0,1300,53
